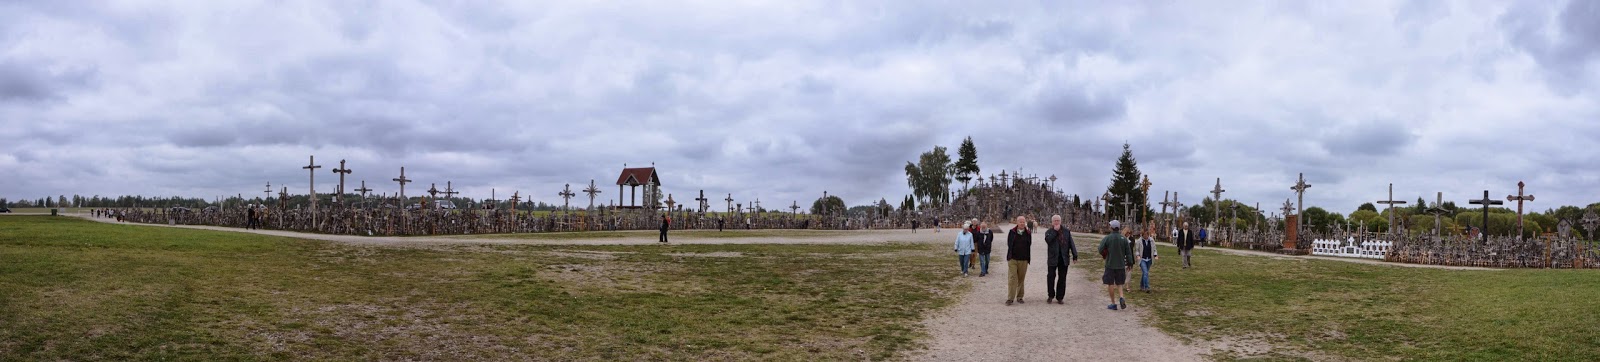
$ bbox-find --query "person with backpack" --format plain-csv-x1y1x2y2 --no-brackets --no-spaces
659,215,671,243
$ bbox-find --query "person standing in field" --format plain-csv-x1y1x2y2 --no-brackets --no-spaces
1139,225,1159,292
1178,221,1195,269
659,215,671,243
1005,216,1032,305
1043,215,1078,305
1099,220,1134,311
954,221,974,277
976,221,995,277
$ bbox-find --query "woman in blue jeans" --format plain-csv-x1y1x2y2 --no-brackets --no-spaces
1138,227,1159,292
955,221,975,277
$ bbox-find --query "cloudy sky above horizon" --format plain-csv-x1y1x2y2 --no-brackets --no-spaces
2,1,1597,215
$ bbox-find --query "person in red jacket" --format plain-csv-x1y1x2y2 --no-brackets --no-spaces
659,215,671,243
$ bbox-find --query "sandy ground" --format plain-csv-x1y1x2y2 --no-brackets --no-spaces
917,228,1208,362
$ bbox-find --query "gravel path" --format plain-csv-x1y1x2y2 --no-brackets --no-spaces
917,227,1206,361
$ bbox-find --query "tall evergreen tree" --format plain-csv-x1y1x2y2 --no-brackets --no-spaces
1104,143,1148,223
953,136,980,191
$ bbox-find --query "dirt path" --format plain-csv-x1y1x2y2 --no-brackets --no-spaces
918,228,1206,361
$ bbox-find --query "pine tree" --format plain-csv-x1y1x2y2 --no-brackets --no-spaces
953,136,980,191
1105,143,1147,224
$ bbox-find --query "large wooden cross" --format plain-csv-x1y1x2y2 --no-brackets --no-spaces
725,194,735,214
1506,181,1535,240
1375,183,1408,235
303,156,322,213
1290,173,1311,236
582,180,602,211
695,190,709,214
559,184,576,212
1468,190,1503,243
392,167,412,201
1119,193,1134,224
1159,191,1176,231
427,183,441,206
1210,178,1226,228
508,191,521,213
331,160,352,205
1424,192,1448,236
1170,192,1183,224
278,187,289,209
443,181,460,201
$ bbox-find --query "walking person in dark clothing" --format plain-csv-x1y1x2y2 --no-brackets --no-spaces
975,221,995,277
1099,220,1135,310
1043,215,1078,304
659,215,671,243
1177,221,1195,268
1005,216,1032,305
717,217,724,232
246,206,259,230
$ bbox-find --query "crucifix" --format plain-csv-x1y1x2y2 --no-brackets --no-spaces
354,181,372,209
1424,192,1448,236
1210,178,1226,229
665,194,677,212
725,194,735,214
1159,191,1175,232
331,160,352,205
1049,174,1058,191
790,200,801,214
1139,175,1152,224
582,180,602,211
752,198,762,213
1468,190,1503,243
559,184,576,212
1376,183,1408,235
1171,192,1184,225
695,190,709,214
1290,172,1311,237
508,191,521,213
442,182,460,206
303,155,322,213
1279,199,1295,232
426,183,441,208
1506,181,1535,240
392,167,412,202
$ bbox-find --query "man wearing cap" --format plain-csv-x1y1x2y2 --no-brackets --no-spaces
1098,220,1135,310
1043,214,1078,304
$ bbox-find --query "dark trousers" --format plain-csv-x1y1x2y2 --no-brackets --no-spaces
659,228,668,243
1046,263,1069,300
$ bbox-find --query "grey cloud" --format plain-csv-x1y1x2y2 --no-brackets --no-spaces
1501,0,1600,93
1317,120,1416,157
1032,84,1126,126
0,61,96,102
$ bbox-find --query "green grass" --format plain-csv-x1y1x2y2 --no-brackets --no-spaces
0,216,963,361
1116,245,1600,361
443,228,850,240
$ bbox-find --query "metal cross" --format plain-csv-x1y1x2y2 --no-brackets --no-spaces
1506,181,1535,240
1424,192,1448,236
1210,178,1226,229
559,184,576,212
303,155,322,213
1290,172,1311,236
725,193,735,214
427,183,441,202
1375,183,1408,235
331,160,352,205
790,200,801,214
443,181,460,200
392,167,412,201
582,179,601,211
264,182,273,203
1468,190,1503,243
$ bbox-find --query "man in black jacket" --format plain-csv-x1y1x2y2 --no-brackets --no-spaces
975,221,995,277
1043,215,1079,304
1177,221,1195,268
1005,216,1032,305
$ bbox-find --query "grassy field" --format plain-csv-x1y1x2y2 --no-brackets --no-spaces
0,216,963,361
442,228,851,241
1118,245,1600,360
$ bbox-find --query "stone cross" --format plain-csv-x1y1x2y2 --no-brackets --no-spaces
1506,181,1535,240
582,179,601,211
790,200,801,214
1468,190,1503,243
559,184,576,212
1210,178,1226,229
695,190,709,213
354,180,372,208
725,194,735,214
1290,172,1311,236
1375,183,1408,235
303,156,322,213
331,160,352,205
1424,192,1448,236
392,167,412,201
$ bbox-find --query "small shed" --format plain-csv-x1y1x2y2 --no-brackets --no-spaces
615,166,661,209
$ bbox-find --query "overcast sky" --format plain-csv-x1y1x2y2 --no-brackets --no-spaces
2,1,1597,215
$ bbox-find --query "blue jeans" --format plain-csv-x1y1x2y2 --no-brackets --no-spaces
1139,259,1153,289
978,253,991,275
958,254,971,274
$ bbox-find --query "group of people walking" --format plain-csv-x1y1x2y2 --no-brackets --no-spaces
953,215,1186,311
